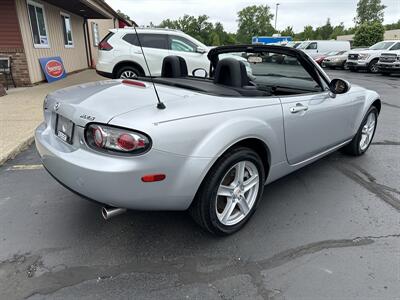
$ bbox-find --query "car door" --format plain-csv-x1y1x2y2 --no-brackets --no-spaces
305,42,318,55
274,56,361,165
281,91,362,165
168,35,210,75
137,34,170,75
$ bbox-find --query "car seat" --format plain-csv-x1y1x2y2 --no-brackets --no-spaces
161,56,188,78
213,58,267,96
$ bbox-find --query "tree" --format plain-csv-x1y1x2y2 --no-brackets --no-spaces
330,22,346,39
319,18,334,40
303,25,314,40
354,0,386,25
385,20,400,30
158,15,236,46
281,26,294,37
353,21,385,47
236,5,274,44
116,9,132,22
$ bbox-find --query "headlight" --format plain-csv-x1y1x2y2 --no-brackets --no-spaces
85,123,152,156
358,54,370,60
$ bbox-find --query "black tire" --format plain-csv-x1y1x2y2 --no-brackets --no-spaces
349,67,357,72
381,72,391,76
368,59,379,73
116,66,141,79
341,106,378,156
189,147,265,235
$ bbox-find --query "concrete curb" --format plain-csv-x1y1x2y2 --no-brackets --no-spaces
0,135,35,166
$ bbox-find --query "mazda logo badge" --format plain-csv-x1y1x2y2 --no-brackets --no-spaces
54,102,60,111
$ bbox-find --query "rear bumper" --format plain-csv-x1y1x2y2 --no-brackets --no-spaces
35,122,210,211
96,70,113,79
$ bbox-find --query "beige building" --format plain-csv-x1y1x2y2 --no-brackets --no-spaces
337,29,400,43
0,0,133,87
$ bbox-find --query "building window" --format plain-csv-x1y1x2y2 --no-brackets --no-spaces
61,13,74,47
92,22,100,47
27,1,49,48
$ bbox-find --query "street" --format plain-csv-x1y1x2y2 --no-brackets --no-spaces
0,70,399,299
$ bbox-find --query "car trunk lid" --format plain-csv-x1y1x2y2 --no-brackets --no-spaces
46,80,186,127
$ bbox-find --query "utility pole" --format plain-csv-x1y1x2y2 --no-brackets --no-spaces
275,3,280,31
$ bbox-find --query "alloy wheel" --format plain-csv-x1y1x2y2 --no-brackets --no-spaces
120,70,138,79
359,112,376,151
370,63,379,73
215,160,259,226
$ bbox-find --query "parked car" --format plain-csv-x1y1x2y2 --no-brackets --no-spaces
377,46,400,75
96,28,210,79
346,40,400,73
297,40,350,57
322,51,349,69
35,45,380,235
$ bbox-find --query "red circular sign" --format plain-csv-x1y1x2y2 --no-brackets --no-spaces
45,60,64,78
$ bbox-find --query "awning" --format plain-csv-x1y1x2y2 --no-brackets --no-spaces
43,0,118,19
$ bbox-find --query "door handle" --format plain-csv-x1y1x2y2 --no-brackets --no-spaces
290,104,308,113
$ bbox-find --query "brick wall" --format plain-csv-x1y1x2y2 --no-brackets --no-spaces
0,48,31,87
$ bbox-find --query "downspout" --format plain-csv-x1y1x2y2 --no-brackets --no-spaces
83,18,93,68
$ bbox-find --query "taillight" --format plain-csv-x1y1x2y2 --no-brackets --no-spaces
85,124,151,155
99,40,113,51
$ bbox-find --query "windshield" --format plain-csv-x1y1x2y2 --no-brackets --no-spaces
297,42,310,49
369,41,395,50
217,51,322,94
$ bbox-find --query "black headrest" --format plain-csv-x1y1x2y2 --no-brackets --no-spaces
161,56,188,78
213,58,250,87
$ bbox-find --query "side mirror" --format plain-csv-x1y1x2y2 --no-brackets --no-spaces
329,78,351,95
196,47,207,54
192,68,208,78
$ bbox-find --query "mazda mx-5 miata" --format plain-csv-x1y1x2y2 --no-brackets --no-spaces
35,45,380,235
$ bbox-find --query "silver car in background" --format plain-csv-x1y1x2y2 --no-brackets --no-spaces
322,51,349,69
35,45,381,235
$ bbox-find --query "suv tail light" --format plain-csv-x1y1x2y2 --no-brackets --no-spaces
85,124,151,155
99,40,113,51
98,32,114,51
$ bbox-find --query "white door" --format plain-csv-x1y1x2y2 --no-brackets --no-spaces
304,41,318,55
168,35,210,75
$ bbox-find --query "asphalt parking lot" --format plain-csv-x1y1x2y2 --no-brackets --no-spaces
0,70,399,300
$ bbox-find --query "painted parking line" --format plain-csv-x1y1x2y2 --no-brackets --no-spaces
6,164,43,171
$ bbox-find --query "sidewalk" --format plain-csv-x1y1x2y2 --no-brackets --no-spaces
0,70,104,165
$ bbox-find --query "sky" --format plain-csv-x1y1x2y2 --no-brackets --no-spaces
105,0,400,33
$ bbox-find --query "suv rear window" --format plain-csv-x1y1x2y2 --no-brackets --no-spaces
122,33,168,49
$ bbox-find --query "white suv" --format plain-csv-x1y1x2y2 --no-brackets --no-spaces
346,40,400,73
96,28,210,79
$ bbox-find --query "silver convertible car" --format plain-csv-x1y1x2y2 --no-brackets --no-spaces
35,45,380,235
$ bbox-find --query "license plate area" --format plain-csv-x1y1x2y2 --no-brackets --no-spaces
55,114,74,144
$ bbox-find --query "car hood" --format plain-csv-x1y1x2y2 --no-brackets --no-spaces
324,54,347,60
45,80,190,127
349,49,386,55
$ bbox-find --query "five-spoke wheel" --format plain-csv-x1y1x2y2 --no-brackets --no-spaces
190,147,265,235
342,106,378,156
216,161,259,226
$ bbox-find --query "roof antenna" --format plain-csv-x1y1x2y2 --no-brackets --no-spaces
133,26,166,110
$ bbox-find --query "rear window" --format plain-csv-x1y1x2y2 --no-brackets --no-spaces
122,33,168,50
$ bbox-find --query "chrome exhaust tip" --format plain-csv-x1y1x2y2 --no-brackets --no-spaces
101,206,127,220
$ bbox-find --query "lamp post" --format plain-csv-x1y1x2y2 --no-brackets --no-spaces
275,3,280,31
